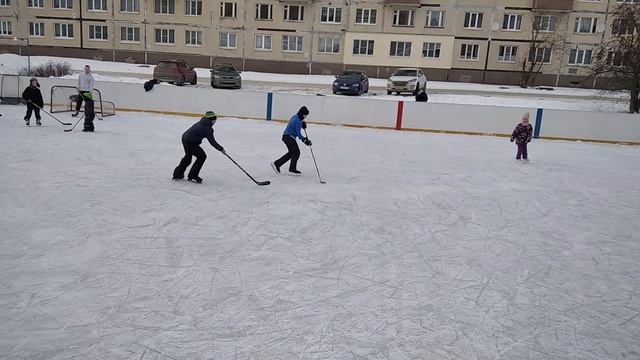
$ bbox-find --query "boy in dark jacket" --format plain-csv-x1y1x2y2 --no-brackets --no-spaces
510,112,533,161
22,78,44,126
272,106,311,175
172,111,225,183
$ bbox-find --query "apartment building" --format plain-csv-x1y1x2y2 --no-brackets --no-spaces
0,0,631,87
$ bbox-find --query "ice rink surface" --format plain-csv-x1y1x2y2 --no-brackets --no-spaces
1,105,639,359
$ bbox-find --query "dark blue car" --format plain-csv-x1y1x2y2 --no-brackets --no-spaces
332,70,369,96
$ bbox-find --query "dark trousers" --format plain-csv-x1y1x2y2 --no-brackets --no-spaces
83,97,95,131
75,92,84,112
274,135,300,171
516,143,528,160
24,103,41,120
173,141,207,179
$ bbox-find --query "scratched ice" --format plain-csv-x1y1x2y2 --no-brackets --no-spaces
0,105,639,359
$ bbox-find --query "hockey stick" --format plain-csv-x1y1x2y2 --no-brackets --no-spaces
31,103,72,125
303,128,326,184
64,114,86,132
223,152,271,186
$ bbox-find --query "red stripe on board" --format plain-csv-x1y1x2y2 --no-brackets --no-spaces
396,101,404,130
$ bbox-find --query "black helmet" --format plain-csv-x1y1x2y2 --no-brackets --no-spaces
297,106,309,119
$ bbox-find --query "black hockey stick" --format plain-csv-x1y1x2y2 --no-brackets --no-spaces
64,114,86,132
223,152,270,186
303,128,326,184
32,103,72,125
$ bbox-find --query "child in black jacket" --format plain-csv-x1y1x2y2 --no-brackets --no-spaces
22,78,44,126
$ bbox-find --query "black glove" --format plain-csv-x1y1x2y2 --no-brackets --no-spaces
301,121,307,129
510,138,514,142
303,137,312,146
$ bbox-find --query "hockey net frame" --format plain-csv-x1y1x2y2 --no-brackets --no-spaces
50,85,116,117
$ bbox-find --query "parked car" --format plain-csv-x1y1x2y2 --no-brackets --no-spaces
153,60,197,86
387,68,427,95
332,70,369,95
211,64,242,89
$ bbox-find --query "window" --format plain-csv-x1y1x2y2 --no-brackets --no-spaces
220,2,236,17
503,14,522,31
282,35,303,52
54,23,73,38
88,0,107,11
185,0,201,15
89,25,108,40
498,45,518,62
355,8,376,25
426,10,444,28
120,26,140,42
613,19,634,35
606,51,624,66
464,12,483,29
392,9,414,26
155,28,175,44
569,48,592,65
185,30,201,46
120,0,139,12
219,32,236,48
0,0,9,6
53,0,72,9
422,42,441,58
617,0,640,3
256,3,272,20
0,21,11,36
318,36,340,53
533,15,557,32
155,0,174,14
389,41,411,57
321,7,342,23
28,0,44,8
574,17,597,33
284,5,304,21
29,22,45,36
528,47,552,63
255,33,271,50
460,43,479,60
353,39,374,55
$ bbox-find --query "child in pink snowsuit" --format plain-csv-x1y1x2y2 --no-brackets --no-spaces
510,112,533,161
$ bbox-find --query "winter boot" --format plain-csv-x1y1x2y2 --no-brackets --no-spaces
36,119,42,126
289,169,301,175
72,112,79,117
271,162,281,174
188,176,203,183
24,118,30,126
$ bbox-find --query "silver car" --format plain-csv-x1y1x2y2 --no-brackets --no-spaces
211,64,241,89
387,68,427,95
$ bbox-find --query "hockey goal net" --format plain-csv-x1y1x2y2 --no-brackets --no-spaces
50,85,116,117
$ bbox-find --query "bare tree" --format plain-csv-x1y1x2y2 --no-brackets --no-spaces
592,4,640,113
517,12,564,88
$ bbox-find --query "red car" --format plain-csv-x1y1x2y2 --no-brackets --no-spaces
153,60,197,86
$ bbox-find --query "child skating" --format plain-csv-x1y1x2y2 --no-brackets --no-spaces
510,112,533,161
21,78,44,126
172,111,226,183
271,106,312,175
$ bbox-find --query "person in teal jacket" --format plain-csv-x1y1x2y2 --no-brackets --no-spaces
271,106,311,175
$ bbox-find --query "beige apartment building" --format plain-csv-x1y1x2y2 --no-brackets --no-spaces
0,0,630,87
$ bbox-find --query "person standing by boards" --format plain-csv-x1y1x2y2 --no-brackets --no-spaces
271,106,312,175
72,65,97,132
510,112,533,161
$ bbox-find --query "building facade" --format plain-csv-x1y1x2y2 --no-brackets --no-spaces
0,0,630,87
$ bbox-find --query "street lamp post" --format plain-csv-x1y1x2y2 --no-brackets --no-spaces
14,37,31,75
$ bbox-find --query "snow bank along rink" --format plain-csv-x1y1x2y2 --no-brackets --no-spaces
1,105,639,360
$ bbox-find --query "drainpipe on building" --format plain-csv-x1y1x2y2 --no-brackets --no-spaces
143,1,148,65
594,0,613,89
482,0,496,84
241,4,246,71
78,0,84,55
308,0,317,75
111,0,116,61
555,11,570,88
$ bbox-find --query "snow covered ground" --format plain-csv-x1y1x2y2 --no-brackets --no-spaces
1,105,639,359
0,54,628,112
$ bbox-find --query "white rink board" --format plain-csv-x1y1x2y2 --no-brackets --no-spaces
541,109,640,143
403,102,536,135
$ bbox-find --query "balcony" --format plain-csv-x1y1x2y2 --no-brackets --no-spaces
532,0,573,11
385,0,421,6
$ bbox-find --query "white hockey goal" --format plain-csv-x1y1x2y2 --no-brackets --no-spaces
50,85,116,117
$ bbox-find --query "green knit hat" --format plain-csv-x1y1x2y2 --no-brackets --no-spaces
204,111,216,119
